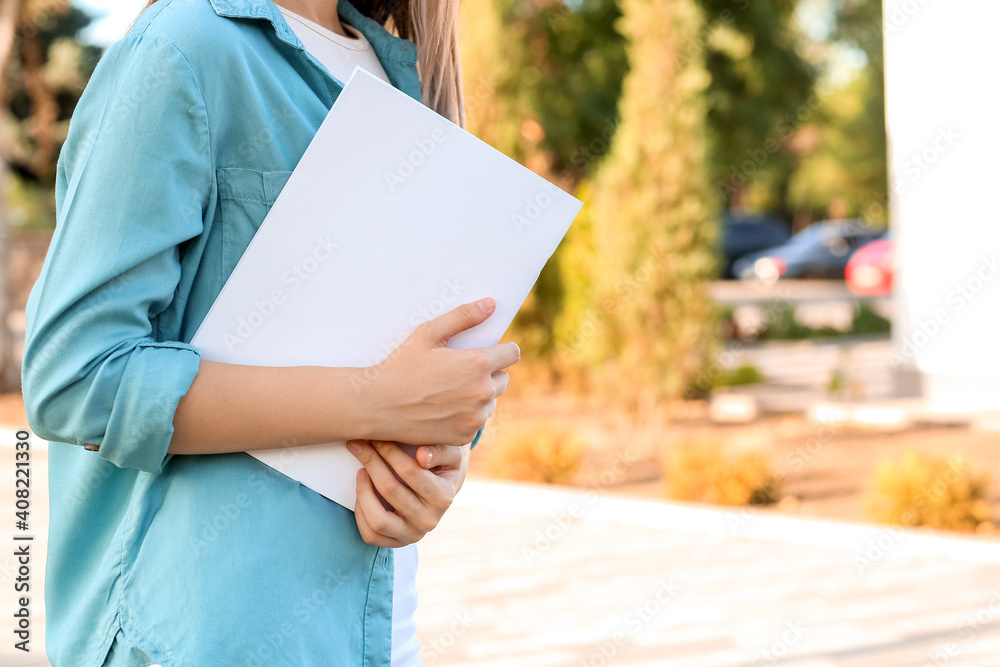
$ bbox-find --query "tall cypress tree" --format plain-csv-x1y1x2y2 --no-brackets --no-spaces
557,0,718,406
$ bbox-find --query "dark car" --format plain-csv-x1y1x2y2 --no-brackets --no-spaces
719,212,791,279
733,219,883,282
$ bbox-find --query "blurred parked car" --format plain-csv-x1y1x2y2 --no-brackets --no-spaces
846,236,894,296
733,219,883,282
719,211,791,278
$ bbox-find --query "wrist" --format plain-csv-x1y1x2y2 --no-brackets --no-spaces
349,364,388,441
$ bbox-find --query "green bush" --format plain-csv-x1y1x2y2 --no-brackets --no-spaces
758,302,813,341
867,452,992,533
756,300,891,342
850,301,891,336
665,442,782,507
554,0,719,406
712,364,765,389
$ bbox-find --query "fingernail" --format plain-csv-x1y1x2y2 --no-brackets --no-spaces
347,442,361,455
477,297,494,312
422,450,433,467
357,468,366,483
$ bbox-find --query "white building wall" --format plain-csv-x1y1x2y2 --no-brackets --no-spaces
884,0,1000,411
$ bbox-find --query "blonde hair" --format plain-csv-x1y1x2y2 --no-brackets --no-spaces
140,0,465,127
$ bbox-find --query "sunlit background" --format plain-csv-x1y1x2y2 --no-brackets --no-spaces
2,0,1000,665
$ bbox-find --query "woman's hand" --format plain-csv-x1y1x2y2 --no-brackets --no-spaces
365,297,520,447
347,439,469,547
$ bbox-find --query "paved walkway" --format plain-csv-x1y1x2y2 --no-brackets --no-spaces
3,429,1000,666
414,482,1000,666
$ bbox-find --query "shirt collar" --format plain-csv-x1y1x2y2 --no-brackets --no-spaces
207,0,418,66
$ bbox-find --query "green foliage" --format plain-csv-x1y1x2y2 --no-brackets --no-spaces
712,364,764,389
694,0,816,218
867,452,993,533
755,300,891,341
460,0,629,362
827,367,843,393
460,0,528,161
2,2,101,232
486,421,586,485
4,175,57,231
461,0,629,184
850,300,891,335
5,4,102,186
788,68,888,224
665,442,782,506
790,0,888,223
757,301,813,341
555,0,719,406
516,0,629,180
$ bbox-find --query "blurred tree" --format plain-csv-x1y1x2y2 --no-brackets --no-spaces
460,0,527,162
0,0,100,391
517,0,628,185
460,0,629,364
7,0,101,186
554,0,718,406
829,0,887,221
0,0,23,393
785,0,888,225
462,0,629,187
694,0,815,222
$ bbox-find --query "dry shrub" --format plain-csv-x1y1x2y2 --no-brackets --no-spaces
665,441,781,507
867,451,993,533
486,421,585,485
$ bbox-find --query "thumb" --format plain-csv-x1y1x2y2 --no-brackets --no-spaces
419,297,495,347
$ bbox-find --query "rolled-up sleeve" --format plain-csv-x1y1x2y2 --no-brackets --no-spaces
21,32,211,474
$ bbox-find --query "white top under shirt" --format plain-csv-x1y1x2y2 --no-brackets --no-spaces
276,7,421,667
278,6,391,85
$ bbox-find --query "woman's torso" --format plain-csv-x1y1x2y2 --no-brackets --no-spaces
40,0,424,664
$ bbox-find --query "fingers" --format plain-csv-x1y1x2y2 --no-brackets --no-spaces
355,469,412,548
352,439,469,547
416,443,464,470
348,441,423,518
418,298,496,347
477,341,521,373
370,442,452,523
491,369,510,400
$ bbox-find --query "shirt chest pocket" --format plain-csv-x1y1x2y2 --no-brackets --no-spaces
216,167,294,280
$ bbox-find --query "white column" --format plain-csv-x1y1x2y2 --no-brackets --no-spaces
884,0,1000,411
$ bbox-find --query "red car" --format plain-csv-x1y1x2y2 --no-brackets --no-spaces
846,237,894,296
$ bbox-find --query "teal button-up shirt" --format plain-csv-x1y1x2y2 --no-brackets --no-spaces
21,0,481,664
